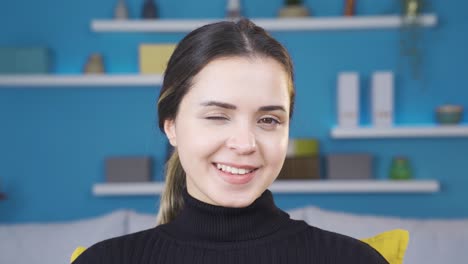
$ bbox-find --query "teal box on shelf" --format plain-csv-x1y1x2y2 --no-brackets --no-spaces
0,47,51,74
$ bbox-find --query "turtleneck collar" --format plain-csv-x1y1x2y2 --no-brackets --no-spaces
162,188,290,242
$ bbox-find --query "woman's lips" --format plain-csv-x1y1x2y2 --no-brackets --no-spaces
213,163,257,185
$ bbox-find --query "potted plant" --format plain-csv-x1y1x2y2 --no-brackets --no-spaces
400,0,425,80
278,0,310,18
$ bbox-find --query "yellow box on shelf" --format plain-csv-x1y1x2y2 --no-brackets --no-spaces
287,138,319,157
139,44,176,74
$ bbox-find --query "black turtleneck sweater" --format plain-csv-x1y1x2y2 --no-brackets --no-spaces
73,189,388,264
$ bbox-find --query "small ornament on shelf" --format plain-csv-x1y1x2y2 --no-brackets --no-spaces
278,0,310,18
435,105,463,125
389,156,413,180
226,0,241,20
141,0,158,19
114,0,130,20
83,53,105,74
344,0,355,16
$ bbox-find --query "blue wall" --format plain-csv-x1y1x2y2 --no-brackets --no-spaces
1,0,467,223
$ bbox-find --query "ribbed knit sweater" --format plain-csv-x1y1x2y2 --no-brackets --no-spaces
73,189,388,264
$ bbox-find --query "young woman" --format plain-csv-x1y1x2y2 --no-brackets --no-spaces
73,19,388,264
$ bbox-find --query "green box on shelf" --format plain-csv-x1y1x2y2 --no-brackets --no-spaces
0,47,51,74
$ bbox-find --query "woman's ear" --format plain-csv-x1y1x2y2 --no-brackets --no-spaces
164,119,177,147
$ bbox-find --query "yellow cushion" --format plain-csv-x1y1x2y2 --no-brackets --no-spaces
70,246,86,263
361,229,410,264
71,229,409,264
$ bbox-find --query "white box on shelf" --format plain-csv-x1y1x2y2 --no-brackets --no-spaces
337,72,359,128
371,71,394,127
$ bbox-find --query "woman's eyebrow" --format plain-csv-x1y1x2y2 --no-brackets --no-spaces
200,100,286,112
258,105,286,112
200,101,236,109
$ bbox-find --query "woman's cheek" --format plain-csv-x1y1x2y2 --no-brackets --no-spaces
258,132,287,155
189,126,226,150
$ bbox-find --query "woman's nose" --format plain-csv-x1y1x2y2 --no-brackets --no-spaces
226,127,257,155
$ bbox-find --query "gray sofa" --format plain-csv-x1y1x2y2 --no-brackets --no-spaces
1,207,467,264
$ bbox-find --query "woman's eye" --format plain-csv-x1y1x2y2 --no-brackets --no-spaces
206,116,228,121
259,117,280,125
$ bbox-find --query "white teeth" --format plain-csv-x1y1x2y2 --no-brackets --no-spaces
215,163,254,175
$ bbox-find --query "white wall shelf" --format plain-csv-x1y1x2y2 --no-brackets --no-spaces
331,125,468,139
93,182,166,196
93,180,440,196
91,14,437,33
0,74,163,87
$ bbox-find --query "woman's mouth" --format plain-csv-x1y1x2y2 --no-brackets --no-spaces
212,163,259,185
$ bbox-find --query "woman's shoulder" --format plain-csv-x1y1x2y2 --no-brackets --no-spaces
302,224,389,263
72,227,159,264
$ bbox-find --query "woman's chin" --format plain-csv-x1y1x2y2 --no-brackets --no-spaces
217,198,254,208
211,191,259,208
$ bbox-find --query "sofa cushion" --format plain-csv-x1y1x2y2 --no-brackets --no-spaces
0,210,127,264
361,229,409,264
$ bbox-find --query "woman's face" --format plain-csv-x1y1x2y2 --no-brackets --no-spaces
164,56,290,207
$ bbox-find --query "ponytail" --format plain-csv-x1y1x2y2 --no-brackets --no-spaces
156,150,186,225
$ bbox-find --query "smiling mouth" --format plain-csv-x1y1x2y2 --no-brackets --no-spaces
213,163,258,174
212,163,259,184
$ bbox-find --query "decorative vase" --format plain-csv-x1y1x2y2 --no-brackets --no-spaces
114,0,129,20
226,0,241,19
278,5,310,17
389,157,412,180
141,0,157,19
344,0,355,16
83,53,105,74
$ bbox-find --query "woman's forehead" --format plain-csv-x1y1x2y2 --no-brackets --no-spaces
187,56,289,101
